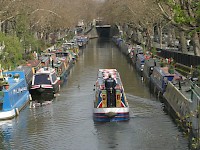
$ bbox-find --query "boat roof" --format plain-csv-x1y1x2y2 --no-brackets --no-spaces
144,58,160,67
137,54,145,60
97,69,123,86
154,66,175,76
14,66,32,74
36,67,56,74
39,56,50,63
98,69,119,79
25,60,41,67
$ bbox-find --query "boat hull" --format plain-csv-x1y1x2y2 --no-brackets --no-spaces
30,87,57,102
93,107,129,122
0,71,31,120
0,90,30,120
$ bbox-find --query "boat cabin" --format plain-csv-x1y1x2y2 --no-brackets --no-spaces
39,56,50,67
95,69,127,108
33,67,57,85
150,66,180,93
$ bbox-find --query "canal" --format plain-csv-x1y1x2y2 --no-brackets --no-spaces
0,38,188,150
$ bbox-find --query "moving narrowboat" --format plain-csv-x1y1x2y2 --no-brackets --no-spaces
93,69,129,122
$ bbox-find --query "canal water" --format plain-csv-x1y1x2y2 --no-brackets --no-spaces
0,38,188,150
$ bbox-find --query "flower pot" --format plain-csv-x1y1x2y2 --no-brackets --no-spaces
169,68,174,74
3,84,9,90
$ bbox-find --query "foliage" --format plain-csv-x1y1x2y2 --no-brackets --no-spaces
15,13,41,53
0,32,23,69
151,47,157,56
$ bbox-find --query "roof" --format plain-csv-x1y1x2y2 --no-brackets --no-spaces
25,60,41,67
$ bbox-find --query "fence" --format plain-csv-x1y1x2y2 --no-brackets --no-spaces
156,49,200,67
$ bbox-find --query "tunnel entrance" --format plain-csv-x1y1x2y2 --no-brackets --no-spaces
96,26,111,38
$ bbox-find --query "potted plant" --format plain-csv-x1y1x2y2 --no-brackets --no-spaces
3,81,9,90
13,73,20,82
168,65,175,74
13,73,20,79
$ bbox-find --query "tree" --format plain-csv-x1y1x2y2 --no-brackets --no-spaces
156,0,200,55
0,32,23,69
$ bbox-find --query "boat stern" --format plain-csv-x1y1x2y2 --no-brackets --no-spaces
93,107,129,122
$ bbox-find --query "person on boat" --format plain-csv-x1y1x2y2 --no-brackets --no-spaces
105,73,117,107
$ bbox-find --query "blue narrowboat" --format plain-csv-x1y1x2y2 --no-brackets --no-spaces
150,66,180,95
0,71,31,120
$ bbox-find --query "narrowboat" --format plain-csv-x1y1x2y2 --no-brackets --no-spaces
0,71,31,120
30,67,60,104
76,36,87,48
143,58,160,84
131,45,143,64
55,51,74,74
150,66,181,96
93,69,129,122
53,58,68,86
135,54,145,75
41,52,69,86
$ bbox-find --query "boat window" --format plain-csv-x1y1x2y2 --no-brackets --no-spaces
34,74,51,84
52,73,57,83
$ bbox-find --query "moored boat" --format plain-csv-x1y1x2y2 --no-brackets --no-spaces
75,35,88,48
93,69,129,122
150,66,182,96
135,54,145,75
131,45,143,64
0,71,31,120
55,51,74,69
143,58,160,84
29,67,60,104
52,57,68,86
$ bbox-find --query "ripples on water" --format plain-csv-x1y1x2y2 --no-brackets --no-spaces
0,39,189,150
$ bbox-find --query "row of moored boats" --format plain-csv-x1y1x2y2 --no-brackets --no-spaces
0,35,89,120
112,36,200,138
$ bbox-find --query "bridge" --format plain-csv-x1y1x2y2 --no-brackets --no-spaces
84,19,112,38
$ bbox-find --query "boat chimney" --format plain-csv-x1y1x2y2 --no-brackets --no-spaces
51,59,54,67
